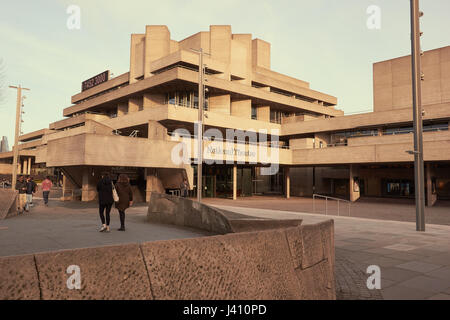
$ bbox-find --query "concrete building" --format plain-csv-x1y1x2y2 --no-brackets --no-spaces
0,136,9,153
1,25,449,206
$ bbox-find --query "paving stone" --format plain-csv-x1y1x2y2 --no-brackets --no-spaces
422,253,450,266
381,285,435,300
427,293,450,300
384,252,423,262
380,267,422,282
341,238,376,243
383,244,419,251
341,251,379,263
425,266,450,280
381,278,396,289
362,256,406,268
397,261,442,273
399,275,450,293
364,248,402,256
406,248,445,257
340,244,373,252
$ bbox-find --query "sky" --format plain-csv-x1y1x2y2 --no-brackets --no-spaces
0,0,450,148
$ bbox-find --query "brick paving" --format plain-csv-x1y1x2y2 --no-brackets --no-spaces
335,250,383,300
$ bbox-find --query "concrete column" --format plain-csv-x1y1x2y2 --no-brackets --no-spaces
81,168,90,202
233,165,237,200
22,159,27,175
27,157,32,175
285,167,290,199
426,163,437,207
62,175,67,200
145,168,165,202
349,164,360,202
81,168,96,202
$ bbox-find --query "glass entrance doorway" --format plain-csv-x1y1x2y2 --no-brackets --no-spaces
194,165,254,198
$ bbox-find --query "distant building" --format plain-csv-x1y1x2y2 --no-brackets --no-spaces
0,136,9,152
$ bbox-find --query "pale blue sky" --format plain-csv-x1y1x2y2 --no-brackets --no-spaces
1,0,449,147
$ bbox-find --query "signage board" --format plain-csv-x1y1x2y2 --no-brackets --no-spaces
81,70,109,91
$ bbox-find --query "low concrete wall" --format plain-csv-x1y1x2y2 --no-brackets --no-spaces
0,189,18,220
147,192,303,233
0,220,335,300
147,192,234,234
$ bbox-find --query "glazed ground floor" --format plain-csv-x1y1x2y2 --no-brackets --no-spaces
54,162,450,207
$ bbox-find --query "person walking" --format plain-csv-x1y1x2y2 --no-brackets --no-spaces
114,174,133,231
25,176,37,210
41,176,53,206
15,176,27,214
96,172,114,233
180,178,189,198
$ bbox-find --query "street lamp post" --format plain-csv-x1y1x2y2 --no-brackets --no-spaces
9,85,30,190
190,48,208,202
410,0,426,231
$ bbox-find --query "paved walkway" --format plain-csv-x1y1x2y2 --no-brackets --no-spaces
0,200,210,257
211,204,450,300
204,196,450,226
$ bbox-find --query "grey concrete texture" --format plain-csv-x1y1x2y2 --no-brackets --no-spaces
0,220,336,300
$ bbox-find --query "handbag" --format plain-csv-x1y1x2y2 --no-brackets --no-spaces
111,182,119,202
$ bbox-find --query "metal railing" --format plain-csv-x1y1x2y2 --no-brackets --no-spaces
313,194,351,216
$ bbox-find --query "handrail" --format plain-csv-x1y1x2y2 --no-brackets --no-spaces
312,194,351,216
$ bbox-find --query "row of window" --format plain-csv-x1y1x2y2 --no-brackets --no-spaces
164,92,208,110
332,123,449,140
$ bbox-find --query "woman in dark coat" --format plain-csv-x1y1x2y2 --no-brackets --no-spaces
115,174,133,231
97,172,114,232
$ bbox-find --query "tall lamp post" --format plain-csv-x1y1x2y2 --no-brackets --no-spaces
190,48,209,202
9,85,30,190
410,0,425,231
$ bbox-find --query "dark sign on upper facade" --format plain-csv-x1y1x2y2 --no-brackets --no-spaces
81,70,109,91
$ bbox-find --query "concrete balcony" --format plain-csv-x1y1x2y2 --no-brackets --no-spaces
292,131,450,165
45,133,191,169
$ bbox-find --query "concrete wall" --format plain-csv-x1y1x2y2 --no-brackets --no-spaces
0,163,12,175
0,220,335,300
374,46,450,112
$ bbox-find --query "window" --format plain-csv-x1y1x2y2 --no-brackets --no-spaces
251,105,257,120
270,109,282,124
165,93,176,105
